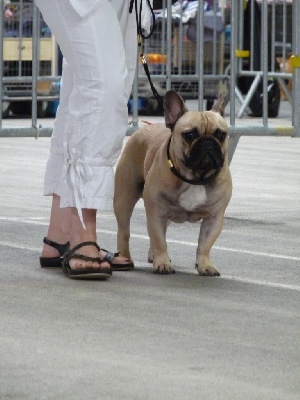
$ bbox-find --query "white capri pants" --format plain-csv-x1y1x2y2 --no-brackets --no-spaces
35,0,138,218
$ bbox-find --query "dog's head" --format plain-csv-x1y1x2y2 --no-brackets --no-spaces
164,90,229,184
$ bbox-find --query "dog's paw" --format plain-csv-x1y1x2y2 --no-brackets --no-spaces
153,264,175,274
196,264,220,277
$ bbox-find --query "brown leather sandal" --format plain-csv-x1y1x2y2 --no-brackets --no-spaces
62,241,112,280
40,237,70,268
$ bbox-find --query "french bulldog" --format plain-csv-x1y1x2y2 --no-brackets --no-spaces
114,90,232,275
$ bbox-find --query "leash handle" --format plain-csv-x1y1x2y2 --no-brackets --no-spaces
130,0,156,38
130,0,164,110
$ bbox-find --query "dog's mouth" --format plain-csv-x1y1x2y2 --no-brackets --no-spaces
167,135,224,185
183,137,224,177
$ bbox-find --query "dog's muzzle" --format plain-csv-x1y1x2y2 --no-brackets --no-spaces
184,137,224,174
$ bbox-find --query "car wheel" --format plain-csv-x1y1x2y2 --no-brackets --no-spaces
37,101,49,118
2,101,10,118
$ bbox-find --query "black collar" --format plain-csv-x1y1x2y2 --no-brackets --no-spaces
166,136,220,186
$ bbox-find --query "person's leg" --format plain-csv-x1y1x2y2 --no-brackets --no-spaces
41,195,71,259
37,0,135,271
41,59,72,260
69,208,99,270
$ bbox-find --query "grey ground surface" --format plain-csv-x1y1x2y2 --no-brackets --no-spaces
0,101,299,399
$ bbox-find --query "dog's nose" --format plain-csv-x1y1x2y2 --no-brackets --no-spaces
201,140,214,150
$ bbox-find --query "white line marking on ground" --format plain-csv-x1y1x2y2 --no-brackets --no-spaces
102,231,300,262
233,155,300,162
221,276,300,292
1,240,296,291
0,241,38,252
226,207,300,213
120,261,300,292
0,216,299,262
214,245,300,261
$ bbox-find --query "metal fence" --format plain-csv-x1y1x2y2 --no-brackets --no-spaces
0,0,58,136
1,0,299,160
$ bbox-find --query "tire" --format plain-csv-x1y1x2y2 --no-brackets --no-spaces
2,101,10,118
37,101,49,118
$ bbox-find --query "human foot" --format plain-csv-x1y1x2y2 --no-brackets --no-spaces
63,242,112,280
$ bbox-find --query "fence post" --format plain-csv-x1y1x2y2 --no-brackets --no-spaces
31,0,39,131
0,0,4,128
292,0,300,136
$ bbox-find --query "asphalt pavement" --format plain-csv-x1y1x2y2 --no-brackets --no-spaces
0,101,299,400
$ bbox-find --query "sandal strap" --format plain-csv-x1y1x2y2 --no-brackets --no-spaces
65,241,100,257
101,248,119,264
43,237,70,256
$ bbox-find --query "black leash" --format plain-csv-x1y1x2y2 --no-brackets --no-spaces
129,0,164,111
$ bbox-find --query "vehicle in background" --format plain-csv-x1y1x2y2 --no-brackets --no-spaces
1,1,59,117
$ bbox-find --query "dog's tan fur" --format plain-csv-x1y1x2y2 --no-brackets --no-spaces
114,91,232,275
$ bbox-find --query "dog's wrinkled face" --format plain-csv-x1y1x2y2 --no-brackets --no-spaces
182,126,225,177
164,91,228,182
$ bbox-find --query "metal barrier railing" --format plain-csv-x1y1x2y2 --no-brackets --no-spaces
1,0,299,160
0,0,59,136
227,0,299,162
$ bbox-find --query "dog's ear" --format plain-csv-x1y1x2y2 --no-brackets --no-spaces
163,90,188,130
211,94,226,117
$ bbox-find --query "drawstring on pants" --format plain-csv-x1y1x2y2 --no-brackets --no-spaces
67,154,94,230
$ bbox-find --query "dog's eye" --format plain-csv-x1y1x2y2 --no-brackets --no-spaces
182,128,199,143
214,129,227,143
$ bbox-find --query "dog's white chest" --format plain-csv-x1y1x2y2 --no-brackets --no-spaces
178,185,207,211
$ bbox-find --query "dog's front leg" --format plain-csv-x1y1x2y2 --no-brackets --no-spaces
196,213,225,276
145,208,174,274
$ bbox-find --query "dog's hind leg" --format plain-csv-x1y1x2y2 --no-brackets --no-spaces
114,165,143,260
